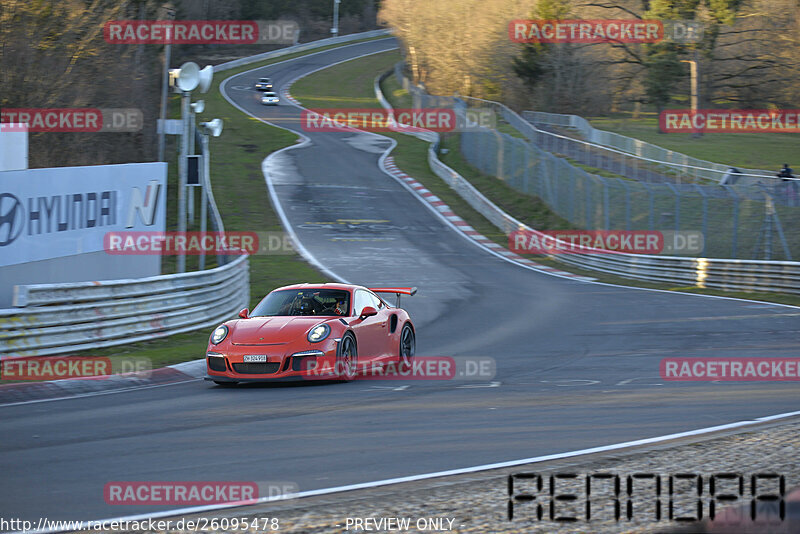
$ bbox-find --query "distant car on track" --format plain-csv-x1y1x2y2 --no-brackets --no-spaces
261,91,280,105
254,77,273,91
205,283,416,385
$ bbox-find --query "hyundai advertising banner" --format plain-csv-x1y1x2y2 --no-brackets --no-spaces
0,162,166,267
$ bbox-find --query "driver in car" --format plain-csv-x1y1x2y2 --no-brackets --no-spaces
298,297,317,315
334,299,347,315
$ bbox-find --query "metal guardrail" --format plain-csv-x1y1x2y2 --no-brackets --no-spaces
0,255,249,357
214,29,392,73
523,110,775,184
378,67,800,295
555,254,800,295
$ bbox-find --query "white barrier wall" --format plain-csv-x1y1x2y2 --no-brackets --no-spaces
0,124,28,171
0,162,166,307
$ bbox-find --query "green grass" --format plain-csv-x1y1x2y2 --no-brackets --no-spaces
495,118,527,140
381,75,412,109
292,51,399,109
588,115,799,172
0,36,395,382
556,155,632,180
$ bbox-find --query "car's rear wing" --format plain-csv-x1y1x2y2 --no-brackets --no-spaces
370,287,417,307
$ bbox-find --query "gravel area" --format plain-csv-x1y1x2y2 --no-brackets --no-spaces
108,419,799,534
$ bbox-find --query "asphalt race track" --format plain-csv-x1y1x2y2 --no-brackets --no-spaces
2,37,799,525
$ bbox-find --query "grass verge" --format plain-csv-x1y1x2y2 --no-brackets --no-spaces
588,115,798,172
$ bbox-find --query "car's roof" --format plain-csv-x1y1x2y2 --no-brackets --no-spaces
259,77,270,81
263,92,277,96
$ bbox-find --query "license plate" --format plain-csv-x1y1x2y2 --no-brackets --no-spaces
243,355,268,363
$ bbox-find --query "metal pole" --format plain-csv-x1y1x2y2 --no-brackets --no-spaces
158,43,171,162
332,0,340,37
688,60,698,110
157,5,174,162
188,112,195,224
763,198,773,261
199,133,209,270
178,91,189,273
682,55,701,139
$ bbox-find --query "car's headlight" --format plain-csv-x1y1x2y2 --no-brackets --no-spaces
210,325,229,345
307,323,330,343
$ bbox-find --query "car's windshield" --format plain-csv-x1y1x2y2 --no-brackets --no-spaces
263,92,276,97
259,78,270,82
251,289,350,317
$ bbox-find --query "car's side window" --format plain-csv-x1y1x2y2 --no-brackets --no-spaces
368,292,385,309
353,290,371,317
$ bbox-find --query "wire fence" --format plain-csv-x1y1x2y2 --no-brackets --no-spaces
394,63,799,261
523,110,775,185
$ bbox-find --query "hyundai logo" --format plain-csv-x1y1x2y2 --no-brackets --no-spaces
0,193,25,246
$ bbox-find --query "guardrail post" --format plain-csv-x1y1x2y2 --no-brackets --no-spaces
620,180,632,230
569,171,576,221
723,185,740,258
693,184,708,256
513,138,523,188
644,182,655,230
518,138,527,190
665,182,681,231
585,171,593,228
600,176,610,230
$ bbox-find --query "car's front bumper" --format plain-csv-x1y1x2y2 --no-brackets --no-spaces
205,343,340,382
204,374,304,383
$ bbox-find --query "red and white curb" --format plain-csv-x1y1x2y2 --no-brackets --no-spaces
382,156,594,281
0,359,206,406
280,82,301,106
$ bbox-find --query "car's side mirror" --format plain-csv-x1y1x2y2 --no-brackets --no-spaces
238,308,249,319
359,306,378,319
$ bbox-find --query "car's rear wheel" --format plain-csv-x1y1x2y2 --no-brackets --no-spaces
213,381,238,387
337,333,357,381
399,323,415,369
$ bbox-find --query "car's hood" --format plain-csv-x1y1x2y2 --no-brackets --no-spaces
230,316,332,345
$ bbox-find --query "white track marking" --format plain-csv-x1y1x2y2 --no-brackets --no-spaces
20,409,800,533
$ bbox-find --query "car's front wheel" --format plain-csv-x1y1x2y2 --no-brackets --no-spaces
399,323,415,370
336,333,358,381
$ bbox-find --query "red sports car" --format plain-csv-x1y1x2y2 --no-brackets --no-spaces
205,283,416,385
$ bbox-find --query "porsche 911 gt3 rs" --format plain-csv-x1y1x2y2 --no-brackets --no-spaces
205,283,416,385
